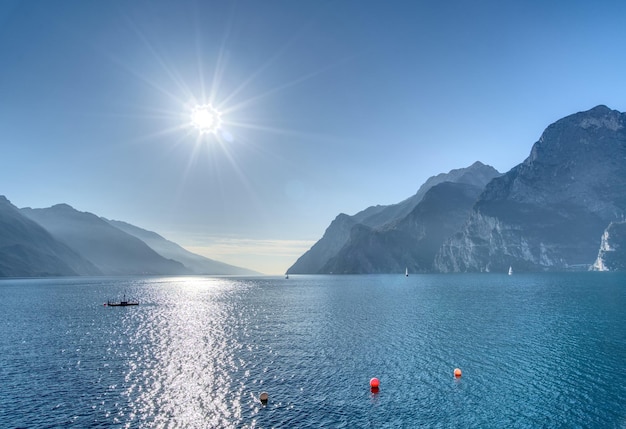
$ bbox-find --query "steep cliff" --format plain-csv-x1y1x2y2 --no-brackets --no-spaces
435,105,626,272
591,221,626,271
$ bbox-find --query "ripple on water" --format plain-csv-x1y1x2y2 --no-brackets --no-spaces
0,274,625,428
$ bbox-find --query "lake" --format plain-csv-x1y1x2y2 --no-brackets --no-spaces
1,273,625,428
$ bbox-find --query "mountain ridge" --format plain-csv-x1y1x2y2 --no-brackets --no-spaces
21,204,190,276
290,105,626,273
288,161,501,274
0,198,255,277
435,105,626,272
0,197,100,276
320,181,486,273
105,219,258,275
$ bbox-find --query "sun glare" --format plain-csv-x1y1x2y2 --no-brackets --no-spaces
191,104,222,134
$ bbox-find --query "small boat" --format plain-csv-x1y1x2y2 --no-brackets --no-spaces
508,266,513,276
106,294,138,307
405,267,409,277
285,273,289,279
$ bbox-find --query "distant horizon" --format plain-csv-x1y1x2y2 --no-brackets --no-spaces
3,1,626,274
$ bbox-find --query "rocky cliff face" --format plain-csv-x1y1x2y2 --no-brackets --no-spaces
591,221,626,271
435,105,626,272
288,162,500,274
287,213,359,274
321,182,485,274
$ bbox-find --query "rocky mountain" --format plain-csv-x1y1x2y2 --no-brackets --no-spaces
21,204,190,276
321,182,485,273
288,161,500,274
0,196,100,276
591,221,626,271
435,105,626,272
106,219,258,275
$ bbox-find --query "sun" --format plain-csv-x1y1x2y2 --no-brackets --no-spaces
190,104,222,134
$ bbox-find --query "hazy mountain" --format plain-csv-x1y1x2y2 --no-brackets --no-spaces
288,161,500,274
591,221,626,271
356,161,502,228
320,182,485,274
105,219,258,275
435,105,626,272
0,196,100,277
22,204,189,276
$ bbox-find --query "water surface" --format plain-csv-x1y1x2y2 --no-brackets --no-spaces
1,273,625,428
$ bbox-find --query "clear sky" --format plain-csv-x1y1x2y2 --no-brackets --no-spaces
2,0,626,274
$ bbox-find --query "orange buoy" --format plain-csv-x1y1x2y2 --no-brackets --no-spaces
370,377,380,389
454,368,462,378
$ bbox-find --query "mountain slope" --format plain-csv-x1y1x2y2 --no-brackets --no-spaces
288,161,500,274
105,219,258,275
357,161,501,228
435,105,626,272
0,196,100,277
22,204,189,275
321,182,485,273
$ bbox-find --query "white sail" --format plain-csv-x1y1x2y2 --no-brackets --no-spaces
508,266,513,275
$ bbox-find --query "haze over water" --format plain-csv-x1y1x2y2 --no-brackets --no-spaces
1,273,625,427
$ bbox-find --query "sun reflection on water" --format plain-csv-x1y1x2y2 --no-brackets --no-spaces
114,278,250,428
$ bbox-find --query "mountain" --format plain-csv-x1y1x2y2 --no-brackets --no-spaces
0,196,100,276
321,182,486,273
105,219,258,275
288,161,500,274
355,161,502,228
21,204,189,276
435,105,626,272
591,221,626,271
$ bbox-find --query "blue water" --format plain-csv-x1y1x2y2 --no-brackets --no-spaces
1,274,625,428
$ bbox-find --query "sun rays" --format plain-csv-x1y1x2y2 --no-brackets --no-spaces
110,5,356,208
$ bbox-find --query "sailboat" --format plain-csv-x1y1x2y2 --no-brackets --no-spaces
508,266,513,276
405,267,409,277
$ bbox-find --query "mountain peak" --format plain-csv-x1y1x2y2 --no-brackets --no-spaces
588,104,611,113
288,161,500,274
577,105,623,131
438,105,626,272
50,203,76,211
469,160,486,168
526,105,625,166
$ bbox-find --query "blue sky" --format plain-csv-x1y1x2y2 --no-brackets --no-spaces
1,0,626,274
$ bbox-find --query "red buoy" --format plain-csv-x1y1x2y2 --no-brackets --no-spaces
370,377,380,390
